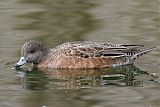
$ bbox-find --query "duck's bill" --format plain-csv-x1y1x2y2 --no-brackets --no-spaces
14,57,28,68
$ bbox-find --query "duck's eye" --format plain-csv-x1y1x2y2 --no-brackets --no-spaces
30,49,35,53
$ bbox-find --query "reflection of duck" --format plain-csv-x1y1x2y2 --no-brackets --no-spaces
16,65,157,89
15,41,155,69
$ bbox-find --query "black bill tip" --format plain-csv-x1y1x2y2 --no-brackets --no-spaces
14,63,21,68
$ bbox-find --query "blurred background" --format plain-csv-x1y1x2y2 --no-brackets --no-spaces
0,0,159,107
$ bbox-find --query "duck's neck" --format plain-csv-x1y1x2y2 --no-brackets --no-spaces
34,49,52,68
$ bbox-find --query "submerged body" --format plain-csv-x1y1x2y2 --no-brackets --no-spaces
15,41,155,69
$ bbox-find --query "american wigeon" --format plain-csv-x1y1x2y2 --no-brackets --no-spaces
14,40,155,69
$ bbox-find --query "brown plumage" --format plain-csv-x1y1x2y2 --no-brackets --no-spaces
14,41,155,69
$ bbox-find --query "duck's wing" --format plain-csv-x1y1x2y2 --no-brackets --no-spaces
96,46,155,59
60,41,154,59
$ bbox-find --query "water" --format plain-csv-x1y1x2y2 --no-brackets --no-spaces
0,0,160,107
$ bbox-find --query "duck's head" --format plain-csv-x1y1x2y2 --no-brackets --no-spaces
14,40,48,68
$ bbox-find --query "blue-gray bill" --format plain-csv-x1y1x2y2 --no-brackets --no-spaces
14,57,28,68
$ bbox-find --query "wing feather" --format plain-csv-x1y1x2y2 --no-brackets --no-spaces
57,41,153,59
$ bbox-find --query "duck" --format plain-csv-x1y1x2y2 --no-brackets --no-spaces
14,40,155,69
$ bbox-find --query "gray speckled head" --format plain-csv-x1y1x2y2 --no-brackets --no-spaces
15,40,49,67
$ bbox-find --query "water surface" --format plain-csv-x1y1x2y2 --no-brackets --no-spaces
0,0,159,107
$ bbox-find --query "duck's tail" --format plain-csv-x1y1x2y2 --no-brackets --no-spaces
131,47,156,60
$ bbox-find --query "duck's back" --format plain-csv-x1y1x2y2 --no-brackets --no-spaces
37,41,155,69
